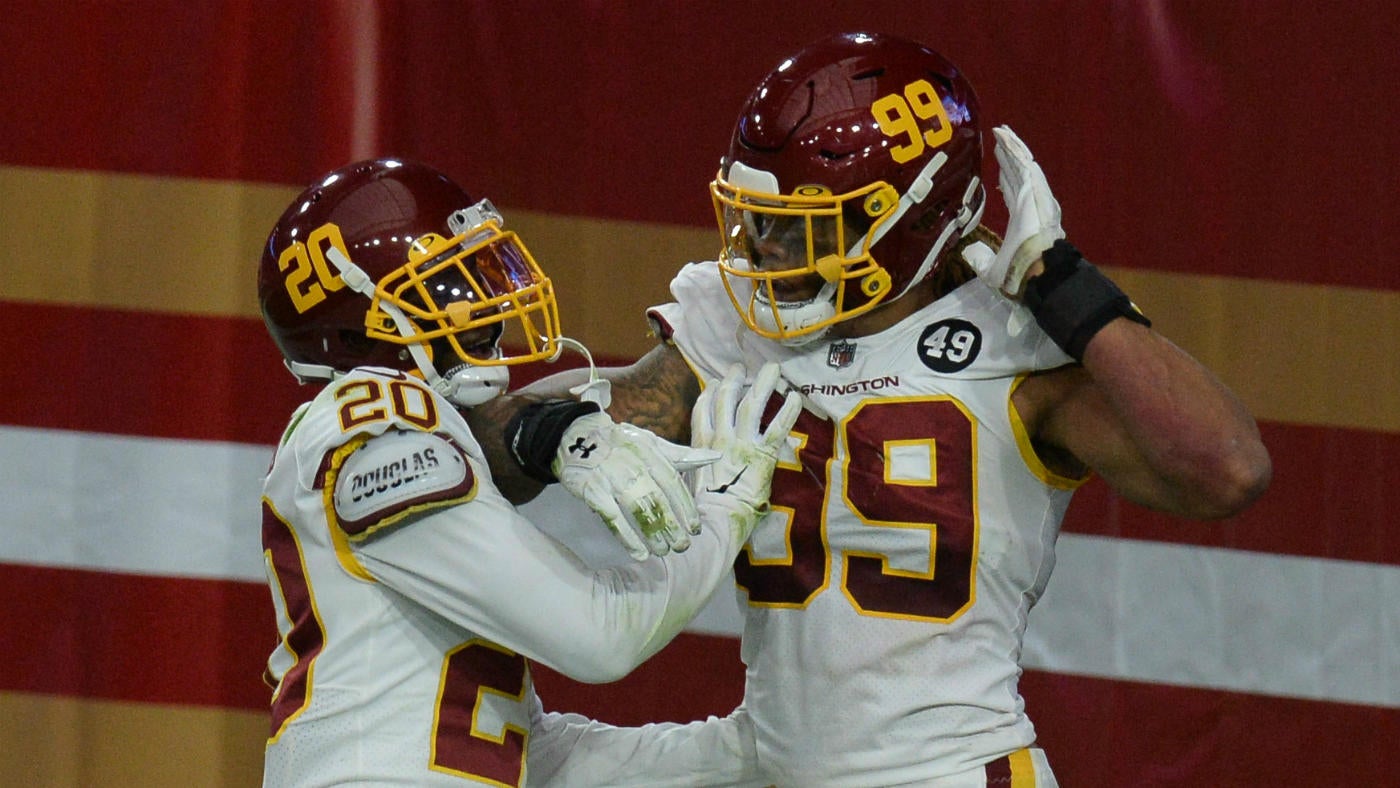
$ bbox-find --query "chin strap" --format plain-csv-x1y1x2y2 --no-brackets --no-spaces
866,150,985,303
549,335,612,409
754,281,837,347
285,358,337,384
327,247,435,388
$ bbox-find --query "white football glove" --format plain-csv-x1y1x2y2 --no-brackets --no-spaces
691,362,803,538
553,412,720,562
966,125,1066,298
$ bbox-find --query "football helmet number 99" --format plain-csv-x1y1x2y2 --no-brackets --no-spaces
258,159,560,407
711,31,985,344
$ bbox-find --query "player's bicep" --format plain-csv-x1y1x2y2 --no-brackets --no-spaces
353,487,672,679
1023,367,1169,506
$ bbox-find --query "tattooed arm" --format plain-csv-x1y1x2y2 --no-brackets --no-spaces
587,343,703,444
467,342,702,506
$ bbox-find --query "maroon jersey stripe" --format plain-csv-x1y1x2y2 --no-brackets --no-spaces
983,753,1013,784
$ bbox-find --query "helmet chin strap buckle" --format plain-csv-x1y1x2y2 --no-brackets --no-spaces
323,246,375,295
286,358,337,384
860,268,893,298
438,365,509,408
752,279,838,346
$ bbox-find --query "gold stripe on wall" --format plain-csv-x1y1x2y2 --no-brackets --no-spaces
506,209,718,357
3,166,1396,433
0,691,265,787
1108,267,1399,434
0,166,288,319
0,166,712,358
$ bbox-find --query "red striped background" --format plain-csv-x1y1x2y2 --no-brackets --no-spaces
2,2,1396,289
3,563,1392,786
3,2,1397,786
3,300,1394,568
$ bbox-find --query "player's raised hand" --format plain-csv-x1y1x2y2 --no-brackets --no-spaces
967,125,1066,298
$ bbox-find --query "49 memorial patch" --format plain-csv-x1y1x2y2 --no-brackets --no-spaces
917,318,982,373
331,429,477,539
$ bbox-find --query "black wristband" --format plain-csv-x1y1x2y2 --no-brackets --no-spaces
1023,240,1150,361
504,399,602,484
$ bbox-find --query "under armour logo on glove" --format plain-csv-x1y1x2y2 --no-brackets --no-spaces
706,467,748,495
568,437,597,459
551,411,720,561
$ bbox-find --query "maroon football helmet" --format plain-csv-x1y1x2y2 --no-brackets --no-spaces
711,32,985,343
258,159,560,405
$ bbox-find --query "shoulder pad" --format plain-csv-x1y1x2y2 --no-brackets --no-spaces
645,307,677,343
294,367,464,491
330,429,477,539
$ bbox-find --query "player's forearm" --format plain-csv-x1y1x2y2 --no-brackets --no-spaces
464,363,623,505
1081,319,1271,517
593,343,699,444
507,345,695,440
466,393,550,504
464,365,613,505
577,506,755,678
467,346,697,506
529,706,764,788
355,491,736,684
521,358,770,677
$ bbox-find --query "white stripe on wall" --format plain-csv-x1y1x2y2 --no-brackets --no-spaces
1,427,270,580
1023,534,1400,708
3,426,1396,708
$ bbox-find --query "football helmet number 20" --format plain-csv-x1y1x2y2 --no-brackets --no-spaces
258,159,561,407
711,32,986,344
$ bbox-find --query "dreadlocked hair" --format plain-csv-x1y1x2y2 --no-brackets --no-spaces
926,224,1002,296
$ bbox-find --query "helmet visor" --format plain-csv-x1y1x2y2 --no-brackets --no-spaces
711,174,894,339
368,202,561,366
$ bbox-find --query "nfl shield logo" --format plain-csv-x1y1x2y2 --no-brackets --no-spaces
827,340,856,369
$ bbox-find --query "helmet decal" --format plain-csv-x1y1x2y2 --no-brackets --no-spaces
274,223,349,314
258,159,561,406
870,79,955,164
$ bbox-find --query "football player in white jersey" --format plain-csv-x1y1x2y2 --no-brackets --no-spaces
256,158,799,787
481,32,1273,787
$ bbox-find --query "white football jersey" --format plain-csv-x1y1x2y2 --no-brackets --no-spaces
649,262,1081,787
260,366,759,787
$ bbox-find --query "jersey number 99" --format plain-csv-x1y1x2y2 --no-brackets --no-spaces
734,397,977,623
